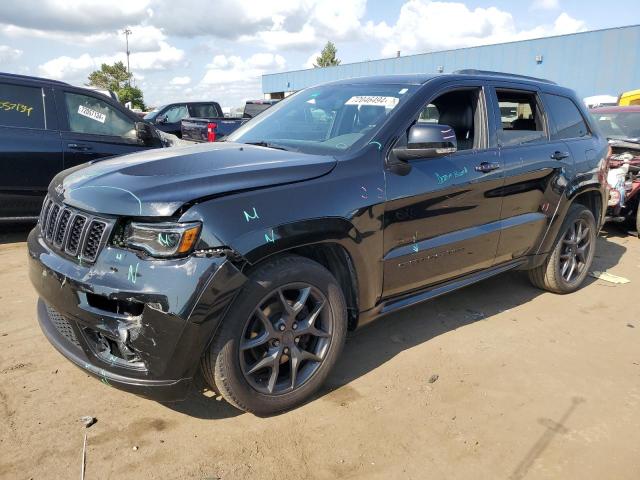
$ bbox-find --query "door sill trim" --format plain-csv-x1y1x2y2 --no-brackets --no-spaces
358,259,527,327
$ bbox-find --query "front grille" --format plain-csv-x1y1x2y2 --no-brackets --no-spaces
46,304,81,349
40,196,112,263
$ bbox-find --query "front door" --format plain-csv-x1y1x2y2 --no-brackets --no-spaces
57,89,150,170
382,84,504,298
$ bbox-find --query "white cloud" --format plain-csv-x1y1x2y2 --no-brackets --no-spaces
0,0,151,33
367,1,586,57
532,0,560,10
170,75,191,85
0,45,23,62
38,41,185,82
304,51,320,69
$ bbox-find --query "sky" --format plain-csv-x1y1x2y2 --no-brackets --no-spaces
0,0,638,110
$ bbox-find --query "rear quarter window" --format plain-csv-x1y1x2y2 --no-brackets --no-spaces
0,83,45,129
542,93,590,140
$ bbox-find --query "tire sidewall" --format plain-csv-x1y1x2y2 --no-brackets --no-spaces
214,256,347,415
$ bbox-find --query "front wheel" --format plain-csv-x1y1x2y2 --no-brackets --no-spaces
201,255,347,415
528,204,597,294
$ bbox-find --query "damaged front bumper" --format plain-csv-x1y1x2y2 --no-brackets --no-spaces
27,226,246,401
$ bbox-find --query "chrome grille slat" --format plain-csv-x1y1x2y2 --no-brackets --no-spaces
38,199,112,263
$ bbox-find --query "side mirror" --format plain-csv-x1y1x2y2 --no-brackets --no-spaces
393,123,457,161
135,121,158,146
156,115,167,124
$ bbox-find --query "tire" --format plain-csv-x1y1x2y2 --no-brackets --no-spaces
528,203,597,294
201,254,347,415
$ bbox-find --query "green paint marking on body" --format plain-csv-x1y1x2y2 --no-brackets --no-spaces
243,207,259,222
127,263,139,284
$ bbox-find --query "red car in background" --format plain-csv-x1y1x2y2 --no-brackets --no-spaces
591,106,640,236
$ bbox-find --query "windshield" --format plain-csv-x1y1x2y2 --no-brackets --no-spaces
143,106,164,122
592,111,640,141
227,83,417,155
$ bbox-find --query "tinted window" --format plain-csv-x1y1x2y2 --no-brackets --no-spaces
592,111,640,140
496,90,546,146
243,103,272,118
64,92,136,140
543,93,589,139
0,83,45,129
189,103,221,118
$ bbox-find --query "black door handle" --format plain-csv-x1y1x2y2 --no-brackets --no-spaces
67,143,92,151
475,162,500,173
550,151,570,160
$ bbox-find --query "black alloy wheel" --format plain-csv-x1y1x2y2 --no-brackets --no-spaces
239,283,333,395
559,217,593,283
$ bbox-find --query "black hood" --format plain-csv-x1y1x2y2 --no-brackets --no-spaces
53,142,336,216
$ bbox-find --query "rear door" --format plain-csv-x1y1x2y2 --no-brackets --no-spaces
0,80,62,218
488,83,573,263
382,82,504,298
56,88,149,170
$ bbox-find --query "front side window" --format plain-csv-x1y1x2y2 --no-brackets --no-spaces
543,93,589,140
64,92,136,140
0,83,45,129
415,88,485,151
495,89,546,146
228,83,417,155
163,104,188,123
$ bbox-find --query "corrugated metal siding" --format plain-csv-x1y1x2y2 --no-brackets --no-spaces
262,25,640,99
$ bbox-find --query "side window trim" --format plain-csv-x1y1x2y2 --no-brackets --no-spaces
488,83,550,149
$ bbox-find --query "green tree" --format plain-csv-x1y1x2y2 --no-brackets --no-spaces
87,61,146,110
314,41,341,68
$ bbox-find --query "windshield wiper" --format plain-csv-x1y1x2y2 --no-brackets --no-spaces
243,141,294,151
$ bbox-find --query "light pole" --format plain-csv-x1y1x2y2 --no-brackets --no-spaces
123,28,132,86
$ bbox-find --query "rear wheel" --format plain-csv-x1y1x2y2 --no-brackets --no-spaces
201,255,347,415
528,204,596,294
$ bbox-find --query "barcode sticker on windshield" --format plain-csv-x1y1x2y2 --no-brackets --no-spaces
78,105,106,123
345,96,399,108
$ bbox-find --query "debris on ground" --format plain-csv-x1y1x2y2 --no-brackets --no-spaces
132,445,139,451
81,433,87,480
627,324,635,328
589,271,631,284
80,416,97,428
428,374,439,384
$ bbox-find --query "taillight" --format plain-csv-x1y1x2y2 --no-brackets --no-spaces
207,122,217,142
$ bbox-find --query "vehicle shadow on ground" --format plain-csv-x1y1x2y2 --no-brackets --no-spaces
0,223,33,245
316,233,627,406
169,234,626,419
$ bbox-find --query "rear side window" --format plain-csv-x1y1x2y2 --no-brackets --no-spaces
495,89,546,146
0,83,45,129
189,103,220,118
542,93,589,139
64,92,136,140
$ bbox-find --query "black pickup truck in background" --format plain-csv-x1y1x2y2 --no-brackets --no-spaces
0,72,164,221
181,99,278,142
143,102,224,137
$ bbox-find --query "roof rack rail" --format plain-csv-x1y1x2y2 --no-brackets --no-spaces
452,69,557,85
0,71,70,86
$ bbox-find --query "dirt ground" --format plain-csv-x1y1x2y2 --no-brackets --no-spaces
1,224,639,480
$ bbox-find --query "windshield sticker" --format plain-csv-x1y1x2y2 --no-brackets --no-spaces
78,105,106,123
1,100,34,116
345,96,400,108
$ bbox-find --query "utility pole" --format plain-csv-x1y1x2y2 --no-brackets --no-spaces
123,28,132,86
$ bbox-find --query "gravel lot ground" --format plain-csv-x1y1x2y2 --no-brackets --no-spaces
1,224,639,480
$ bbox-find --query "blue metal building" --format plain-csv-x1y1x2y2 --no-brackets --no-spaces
262,25,640,100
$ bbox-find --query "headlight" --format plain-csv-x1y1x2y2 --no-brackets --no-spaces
124,222,201,257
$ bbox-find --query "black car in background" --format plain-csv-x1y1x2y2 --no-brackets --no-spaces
143,102,224,137
29,71,607,415
0,73,163,221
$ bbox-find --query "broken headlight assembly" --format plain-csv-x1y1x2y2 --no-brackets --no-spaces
122,221,201,258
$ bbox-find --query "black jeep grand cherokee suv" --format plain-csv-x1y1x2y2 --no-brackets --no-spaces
28,71,607,415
